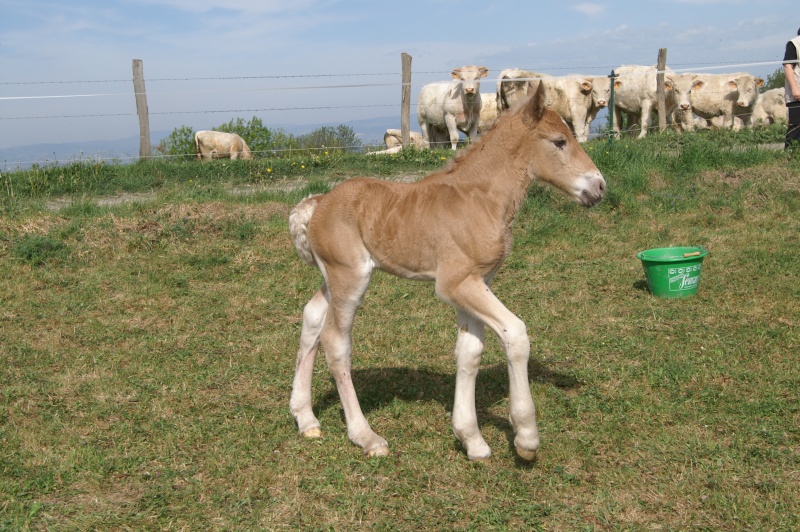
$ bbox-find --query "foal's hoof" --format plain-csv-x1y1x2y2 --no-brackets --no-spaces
301,427,322,439
516,448,537,462
365,445,390,458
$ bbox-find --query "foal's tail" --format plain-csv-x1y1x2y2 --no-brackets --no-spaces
289,195,321,267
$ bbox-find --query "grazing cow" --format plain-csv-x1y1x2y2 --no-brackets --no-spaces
417,65,489,149
496,69,618,142
195,131,253,160
753,87,787,125
478,92,499,132
688,72,765,130
289,83,606,462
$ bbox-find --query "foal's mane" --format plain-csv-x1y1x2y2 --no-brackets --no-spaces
440,92,530,176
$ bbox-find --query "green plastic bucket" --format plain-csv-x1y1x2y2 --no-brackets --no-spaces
636,246,708,298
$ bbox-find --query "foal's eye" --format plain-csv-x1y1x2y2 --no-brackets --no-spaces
553,139,567,150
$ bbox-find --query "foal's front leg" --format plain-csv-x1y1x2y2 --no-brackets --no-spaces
440,274,539,461
452,310,492,461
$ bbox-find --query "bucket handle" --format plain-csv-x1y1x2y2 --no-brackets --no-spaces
683,251,701,258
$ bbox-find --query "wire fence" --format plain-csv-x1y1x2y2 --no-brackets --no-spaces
0,57,789,167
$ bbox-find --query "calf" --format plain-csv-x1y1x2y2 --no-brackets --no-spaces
478,92,499,133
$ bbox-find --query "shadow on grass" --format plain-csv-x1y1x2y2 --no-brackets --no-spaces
633,279,650,293
312,358,582,462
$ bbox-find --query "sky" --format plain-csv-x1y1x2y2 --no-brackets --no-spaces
0,0,796,155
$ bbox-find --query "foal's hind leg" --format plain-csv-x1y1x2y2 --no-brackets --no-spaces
290,284,329,438
322,265,389,457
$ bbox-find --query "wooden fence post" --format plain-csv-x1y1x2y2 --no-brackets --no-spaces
401,53,412,148
656,48,668,133
132,59,151,160
607,69,616,146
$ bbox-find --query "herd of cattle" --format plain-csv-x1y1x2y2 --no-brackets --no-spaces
191,64,785,160
406,64,784,152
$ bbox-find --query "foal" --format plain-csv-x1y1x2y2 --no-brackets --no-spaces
288,83,606,461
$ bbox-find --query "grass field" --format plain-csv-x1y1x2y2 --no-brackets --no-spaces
1,130,799,529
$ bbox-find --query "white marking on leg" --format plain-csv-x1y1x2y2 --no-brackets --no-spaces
290,285,328,436
322,262,389,457
440,274,539,460
452,311,492,460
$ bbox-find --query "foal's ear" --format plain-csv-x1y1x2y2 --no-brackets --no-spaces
525,80,547,122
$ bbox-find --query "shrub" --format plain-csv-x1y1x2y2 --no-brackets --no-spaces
763,67,785,92
215,116,275,157
297,125,363,153
156,125,196,161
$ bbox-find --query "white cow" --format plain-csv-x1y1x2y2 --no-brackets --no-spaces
478,92,499,132
753,87,787,125
383,129,426,150
694,115,744,130
610,66,698,136
495,69,541,114
586,75,618,134
663,73,698,132
688,72,765,130
496,69,618,142
417,65,489,149
368,129,426,155
195,131,253,160
610,65,694,137
608,65,656,138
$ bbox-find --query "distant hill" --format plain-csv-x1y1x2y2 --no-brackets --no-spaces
0,134,163,170
0,116,400,170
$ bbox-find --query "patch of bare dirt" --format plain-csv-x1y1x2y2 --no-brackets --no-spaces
45,192,157,212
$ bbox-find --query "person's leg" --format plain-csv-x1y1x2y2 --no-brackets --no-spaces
785,101,800,150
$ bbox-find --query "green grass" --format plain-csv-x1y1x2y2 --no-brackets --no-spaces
1,131,799,529
0,148,448,211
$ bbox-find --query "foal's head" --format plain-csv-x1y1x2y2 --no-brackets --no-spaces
516,82,606,207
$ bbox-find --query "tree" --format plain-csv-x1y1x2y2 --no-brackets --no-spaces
297,125,363,152
763,67,785,92
215,116,273,157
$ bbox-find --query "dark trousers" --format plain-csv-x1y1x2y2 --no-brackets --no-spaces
786,101,800,149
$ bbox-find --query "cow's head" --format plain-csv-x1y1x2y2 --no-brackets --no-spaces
453,65,489,96
588,76,620,108
665,74,695,111
729,75,764,108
